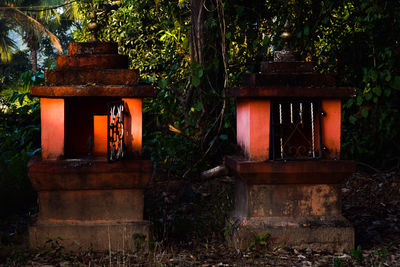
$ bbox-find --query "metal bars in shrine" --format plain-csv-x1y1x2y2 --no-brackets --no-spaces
270,99,323,160
107,100,125,162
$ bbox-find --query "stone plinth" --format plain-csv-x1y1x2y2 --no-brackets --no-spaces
226,156,355,251
226,60,356,252
230,216,354,252
28,157,152,250
28,42,154,250
30,222,150,251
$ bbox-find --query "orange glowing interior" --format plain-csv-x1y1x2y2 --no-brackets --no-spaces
236,98,342,161
41,98,65,160
93,115,108,156
237,99,270,161
40,97,143,160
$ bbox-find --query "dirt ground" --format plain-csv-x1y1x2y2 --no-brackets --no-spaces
1,170,399,266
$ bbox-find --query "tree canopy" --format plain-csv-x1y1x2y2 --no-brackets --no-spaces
0,0,71,70
71,0,400,172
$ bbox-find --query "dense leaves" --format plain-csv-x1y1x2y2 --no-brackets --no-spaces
0,71,42,216
73,0,400,172
74,0,237,176
339,1,400,170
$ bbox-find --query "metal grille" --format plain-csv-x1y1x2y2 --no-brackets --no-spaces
107,100,125,162
270,99,322,160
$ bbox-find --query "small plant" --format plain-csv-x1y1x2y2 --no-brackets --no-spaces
279,239,287,249
132,233,146,251
373,248,388,261
333,257,342,267
148,240,157,251
43,237,64,258
223,219,236,239
351,244,363,264
249,232,271,251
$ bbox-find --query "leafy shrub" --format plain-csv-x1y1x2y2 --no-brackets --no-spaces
0,71,42,217
351,244,364,264
340,1,400,170
71,0,400,174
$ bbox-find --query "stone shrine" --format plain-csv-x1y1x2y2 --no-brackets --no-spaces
28,42,153,250
226,28,356,251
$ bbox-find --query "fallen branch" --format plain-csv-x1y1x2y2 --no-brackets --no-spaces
200,165,228,180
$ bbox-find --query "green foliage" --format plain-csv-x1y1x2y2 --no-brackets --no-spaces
339,1,400,170
228,0,400,170
224,0,400,170
351,244,364,264
333,257,342,267
132,233,146,251
0,71,42,217
74,0,238,176
72,0,400,174
249,232,271,251
223,219,236,245
373,248,388,261
0,51,31,91
0,18,16,62
226,0,400,170
0,0,64,70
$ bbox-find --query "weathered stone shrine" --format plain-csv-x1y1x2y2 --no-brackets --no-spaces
28,42,153,250
226,34,356,251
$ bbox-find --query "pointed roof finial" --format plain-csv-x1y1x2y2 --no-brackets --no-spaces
273,19,300,62
281,20,292,49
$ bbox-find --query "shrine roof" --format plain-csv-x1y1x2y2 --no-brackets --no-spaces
31,84,154,98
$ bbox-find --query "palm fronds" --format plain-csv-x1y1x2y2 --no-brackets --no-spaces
0,3,62,54
0,19,16,62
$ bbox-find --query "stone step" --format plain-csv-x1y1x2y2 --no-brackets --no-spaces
37,189,144,222
68,42,118,56
260,61,316,74
29,221,151,251
57,54,129,70
31,84,153,97
45,69,139,85
225,156,356,184
28,158,152,191
229,215,354,252
242,72,336,87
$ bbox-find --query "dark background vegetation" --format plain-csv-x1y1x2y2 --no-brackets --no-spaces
1,0,399,242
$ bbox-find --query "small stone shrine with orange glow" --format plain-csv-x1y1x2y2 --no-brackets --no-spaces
28,41,153,250
226,24,356,251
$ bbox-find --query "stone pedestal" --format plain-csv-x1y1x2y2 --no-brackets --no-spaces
231,216,354,252
28,158,153,250
226,156,355,251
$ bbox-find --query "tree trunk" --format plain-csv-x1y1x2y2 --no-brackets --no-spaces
190,0,204,64
26,32,39,72
181,0,205,124
31,48,37,72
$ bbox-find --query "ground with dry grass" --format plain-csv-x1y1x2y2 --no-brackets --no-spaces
1,170,399,266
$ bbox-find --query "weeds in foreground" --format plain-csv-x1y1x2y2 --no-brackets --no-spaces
4,238,168,266
3,239,400,266
333,257,342,267
351,244,364,264
249,232,271,252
